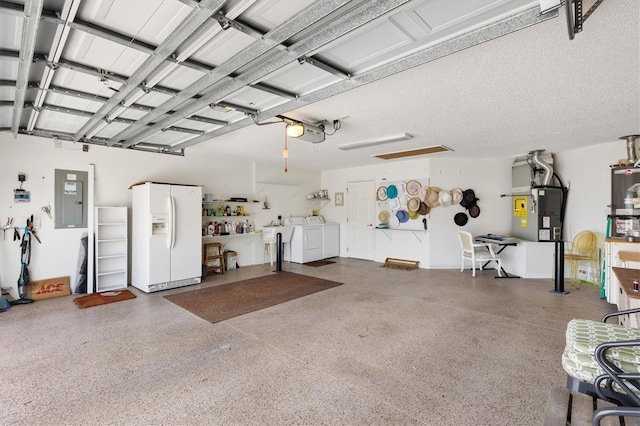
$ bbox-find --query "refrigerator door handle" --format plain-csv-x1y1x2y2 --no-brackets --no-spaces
169,196,176,249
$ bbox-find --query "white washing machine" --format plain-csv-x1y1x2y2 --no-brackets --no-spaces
284,216,323,263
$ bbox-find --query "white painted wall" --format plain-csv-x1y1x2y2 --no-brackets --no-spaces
321,157,512,269
0,133,628,298
427,157,513,268
554,140,629,243
321,158,429,265
321,142,628,272
0,133,319,298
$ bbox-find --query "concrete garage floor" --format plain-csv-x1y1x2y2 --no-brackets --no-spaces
1,258,612,425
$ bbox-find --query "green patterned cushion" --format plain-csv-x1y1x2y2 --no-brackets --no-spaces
562,319,640,384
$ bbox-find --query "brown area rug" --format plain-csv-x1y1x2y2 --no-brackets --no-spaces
304,260,336,267
73,289,136,309
164,272,342,323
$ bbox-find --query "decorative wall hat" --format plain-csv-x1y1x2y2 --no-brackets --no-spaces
406,180,421,196
407,197,420,212
425,186,441,208
399,194,410,209
376,186,388,201
417,202,430,215
419,186,428,201
378,210,390,224
396,210,409,223
388,197,401,210
451,188,463,205
386,184,398,199
460,189,479,209
469,204,481,218
454,212,468,226
438,190,453,207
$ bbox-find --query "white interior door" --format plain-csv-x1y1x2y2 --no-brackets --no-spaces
347,180,376,260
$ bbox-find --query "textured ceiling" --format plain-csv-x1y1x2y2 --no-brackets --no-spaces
1,0,638,171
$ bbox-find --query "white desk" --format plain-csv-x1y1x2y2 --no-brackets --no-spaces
475,235,519,278
498,238,555,279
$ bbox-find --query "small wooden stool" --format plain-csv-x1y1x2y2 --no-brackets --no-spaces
203,242,224,275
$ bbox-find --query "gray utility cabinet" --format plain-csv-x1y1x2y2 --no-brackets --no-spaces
54,169,88,229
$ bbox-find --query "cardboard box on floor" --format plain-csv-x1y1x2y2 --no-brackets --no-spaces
30,276,71,300
224,251,237,271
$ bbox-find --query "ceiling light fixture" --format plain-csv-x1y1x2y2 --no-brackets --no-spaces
278,116,326,143
286,122,304,138
338,133,412,150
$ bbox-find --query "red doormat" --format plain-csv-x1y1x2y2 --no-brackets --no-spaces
164,272,342,323
73,290,136,309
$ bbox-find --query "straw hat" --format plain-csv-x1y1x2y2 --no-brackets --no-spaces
425,186,441,208
406,180,421,196
407,197,420,212
451,188,463,205
419,186,428,201
378,210,390,224
376,186,388,201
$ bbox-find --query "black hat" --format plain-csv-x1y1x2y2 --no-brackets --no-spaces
460,189,479,209
469,204,481,218
454,212,468,226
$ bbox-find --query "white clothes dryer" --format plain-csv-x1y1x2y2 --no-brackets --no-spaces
284,217,323,263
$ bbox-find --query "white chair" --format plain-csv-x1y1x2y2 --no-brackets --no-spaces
458,230,502,277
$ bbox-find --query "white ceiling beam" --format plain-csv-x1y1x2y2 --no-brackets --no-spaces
28,102,206,137
11,0,43,137
112,0,372,148
26,0,80,132
10,128,185,156
34,11,213,73
170,6,558,152
24,80,229,127
72,0,227,142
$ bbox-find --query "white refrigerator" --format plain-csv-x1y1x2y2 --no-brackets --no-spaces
132,182,202,293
